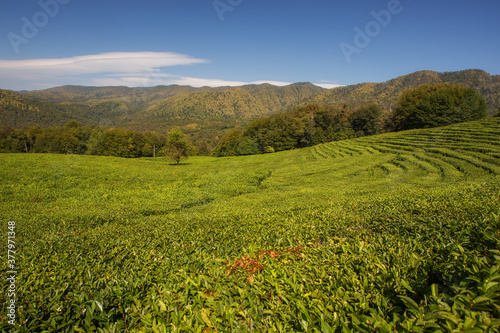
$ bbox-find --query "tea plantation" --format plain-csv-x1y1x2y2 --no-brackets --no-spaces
1,118,500,332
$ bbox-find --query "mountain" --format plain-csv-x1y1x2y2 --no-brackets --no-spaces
1,70,499,134
0,89,90,128
304,69,500,114
1,82,325,131
118,82,325,130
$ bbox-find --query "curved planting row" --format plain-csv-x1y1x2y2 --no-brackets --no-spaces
312,118,500,181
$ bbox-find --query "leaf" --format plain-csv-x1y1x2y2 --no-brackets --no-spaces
201,308,213,328
95,300,103,312
431,284,438,298
401,279,414,292
484,282,498,291
158,300,167,312
473,296,492,304
464,317,476,329
398,295,419,311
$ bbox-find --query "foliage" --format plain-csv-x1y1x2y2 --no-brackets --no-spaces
392,83,488,131
306,69,500,115
212,104,368,157
0,122,167,158
210,128,258,157
165,127,191,164
0,118,500,331
2,70,498,158
348,103,382,136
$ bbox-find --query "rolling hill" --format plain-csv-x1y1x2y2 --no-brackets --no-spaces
1,118,499,331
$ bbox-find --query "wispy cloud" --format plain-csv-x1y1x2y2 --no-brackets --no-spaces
0,51,343,90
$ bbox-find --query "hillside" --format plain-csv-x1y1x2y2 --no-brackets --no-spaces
1,118,499,331
1,69,499,135
9,83,323,129
0,89,90,128
305,69,500,114
119,83,324,129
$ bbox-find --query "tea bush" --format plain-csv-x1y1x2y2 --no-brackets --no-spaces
1,118,499,332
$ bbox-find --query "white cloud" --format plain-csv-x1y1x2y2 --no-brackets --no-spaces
0,51,208,90
314,83,344,89
0,51,207,75
0,51,344,91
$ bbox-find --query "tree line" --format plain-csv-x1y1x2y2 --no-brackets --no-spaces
0,120,196,161
1,83,490,159
212,83,488,157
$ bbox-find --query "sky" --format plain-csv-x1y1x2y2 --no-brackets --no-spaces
0,0,499,91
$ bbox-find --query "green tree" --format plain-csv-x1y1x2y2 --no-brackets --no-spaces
349,104,382,136
211,128,243,157
33,128,79,154
166,127,190,164
393,83,487,131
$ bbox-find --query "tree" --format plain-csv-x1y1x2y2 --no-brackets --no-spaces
349,104,382,136
165,127,190,164
393,83,487,131
211,128,243,157
495,106,500,117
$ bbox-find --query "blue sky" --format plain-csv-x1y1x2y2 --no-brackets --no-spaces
0,0,499,91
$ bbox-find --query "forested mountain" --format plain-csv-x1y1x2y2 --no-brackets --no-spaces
0,89,90,128
304,69,500,114
122,83,324,125
1,82,323,129
1,70,499,141
21,85,220,104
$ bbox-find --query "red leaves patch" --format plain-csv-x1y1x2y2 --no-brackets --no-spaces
226,247,303,277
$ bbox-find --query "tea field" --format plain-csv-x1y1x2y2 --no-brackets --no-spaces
1,118,500,332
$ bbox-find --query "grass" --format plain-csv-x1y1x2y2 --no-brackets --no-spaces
1,118,500,332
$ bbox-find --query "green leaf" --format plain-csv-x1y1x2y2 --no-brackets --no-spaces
473,296,492,304
398,296,419,311
401,279,413,292
431,284,438,298
484,282,498,291
158,300,167,312
464,317,476,329
201,308,213,328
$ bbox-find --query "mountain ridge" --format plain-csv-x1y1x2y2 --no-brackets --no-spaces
1,69,499,133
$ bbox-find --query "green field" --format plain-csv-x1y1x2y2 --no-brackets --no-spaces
1,118,500,332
